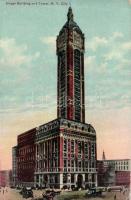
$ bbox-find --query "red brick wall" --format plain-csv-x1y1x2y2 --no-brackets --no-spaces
17,128,36,183
115,171,130,186
67,30,74,120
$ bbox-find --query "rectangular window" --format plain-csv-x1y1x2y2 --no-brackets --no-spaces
64,139,67,152
78,142,81,154
64,160,67,168
71,140,74,153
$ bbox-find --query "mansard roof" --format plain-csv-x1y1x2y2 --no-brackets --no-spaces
60,7,83,35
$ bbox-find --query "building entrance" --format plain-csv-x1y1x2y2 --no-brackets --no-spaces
77,174,83,188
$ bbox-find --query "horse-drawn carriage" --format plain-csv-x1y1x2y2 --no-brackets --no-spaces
42,189,61,200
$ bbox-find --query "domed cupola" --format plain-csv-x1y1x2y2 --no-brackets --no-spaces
60,7,83,35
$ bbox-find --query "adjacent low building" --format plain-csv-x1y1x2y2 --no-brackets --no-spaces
17,128,36,187
97,157,131,187
105,159,131,186
0,170,12,187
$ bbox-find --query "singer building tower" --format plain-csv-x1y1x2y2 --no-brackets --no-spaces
35,7,97,189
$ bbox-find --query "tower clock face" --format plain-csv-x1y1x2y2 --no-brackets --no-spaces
74,31,83,49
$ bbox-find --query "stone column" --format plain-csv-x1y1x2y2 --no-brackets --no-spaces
74,174,78,187
38,174,41,187
67,173,71,189
59,173,63,189
95,173,98,187
38,143,40,173
34,175,36,187
82,174,85,188
88,173,92,188
47,174,50,187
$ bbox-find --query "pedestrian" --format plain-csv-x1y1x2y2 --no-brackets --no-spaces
3,189,4,194
114,194,116,200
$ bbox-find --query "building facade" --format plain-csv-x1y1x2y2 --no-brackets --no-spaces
57,7,85,123
35,118,97,189
0,170,12,187
105,159,131,187
17,128,36,187
97,158,131,187
34,7,97,189
12,146,18,187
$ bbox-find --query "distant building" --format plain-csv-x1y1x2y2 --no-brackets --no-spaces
102,151,106,161
17,128,36,187
97,152,131,187
104,159,131,186
12,146,18,186
0,170,12,187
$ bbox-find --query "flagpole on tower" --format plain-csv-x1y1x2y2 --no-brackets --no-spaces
69,0,72,7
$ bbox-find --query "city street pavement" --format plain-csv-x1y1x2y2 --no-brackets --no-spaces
0,187,44,200
0,187,23,200
0,187,130,200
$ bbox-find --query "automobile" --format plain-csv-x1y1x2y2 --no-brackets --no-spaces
85,187,103,197
42,192,55,200
107,186,123,192
16,185,21,190
22,187,33,199
19,186,27,195
10,186,15,189
42,189,61,200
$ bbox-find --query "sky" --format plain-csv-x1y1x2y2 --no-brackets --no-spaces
0,0,131,170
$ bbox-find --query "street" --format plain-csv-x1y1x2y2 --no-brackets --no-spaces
0,187,130,200
0,187,43,200
0,187,23,200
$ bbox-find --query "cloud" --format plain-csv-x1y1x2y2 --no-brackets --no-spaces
85,56,96,68
103,49,123,61
86,32,131,64
87,36,108,51
0,38,40,69
85,32,131,110
86,32,124,51
41,36,56,48
103,41,131,62
121,41,131,50
111,32,124,40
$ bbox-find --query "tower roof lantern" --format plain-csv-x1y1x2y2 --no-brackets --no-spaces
59,7,83,35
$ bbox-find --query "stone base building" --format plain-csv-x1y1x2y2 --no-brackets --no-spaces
35,118,97,189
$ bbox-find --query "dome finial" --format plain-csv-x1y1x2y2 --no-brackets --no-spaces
67,7,74,22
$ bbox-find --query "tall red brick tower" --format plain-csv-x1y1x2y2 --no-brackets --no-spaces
57,7,85,123
15,7,97,189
